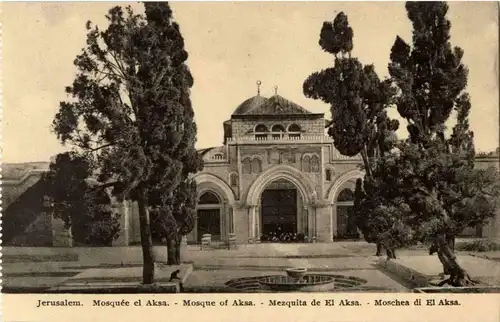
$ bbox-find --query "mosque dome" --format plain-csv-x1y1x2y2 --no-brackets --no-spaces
231,95,268,116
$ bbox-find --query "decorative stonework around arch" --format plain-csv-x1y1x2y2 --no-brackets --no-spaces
326,169,364,202
193,172,236,205
246,165,317,207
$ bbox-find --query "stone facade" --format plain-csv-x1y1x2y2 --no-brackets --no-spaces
186,94,366,244
3,93,500,246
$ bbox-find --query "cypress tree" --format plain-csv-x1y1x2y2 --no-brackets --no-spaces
52,2,199,284
304,11,399,256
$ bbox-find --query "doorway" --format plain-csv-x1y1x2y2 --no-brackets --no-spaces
197,208,221,241
335,188,359,240
196,191,222,242
260,179,299,242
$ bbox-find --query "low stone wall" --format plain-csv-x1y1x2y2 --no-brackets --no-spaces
378,258,431,288
2,246,172,266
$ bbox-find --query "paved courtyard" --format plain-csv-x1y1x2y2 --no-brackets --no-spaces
3,241,499,292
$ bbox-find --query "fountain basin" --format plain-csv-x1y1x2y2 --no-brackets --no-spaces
259,274,335,292
285,268,308,279
226,274,368,292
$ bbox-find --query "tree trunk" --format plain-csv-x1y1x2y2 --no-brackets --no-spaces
435,234,477,287
137,189,155,284
375,242,396,259
386,247,396,259
166,237,175,265
167,235,181,265
360,148,373,179
175,235,181,264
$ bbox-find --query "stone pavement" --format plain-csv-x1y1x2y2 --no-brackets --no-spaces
471,251,500,261
3,242,491,292
184,243,409,292
380,255,500,287
51,263,193,292
2,242,379,291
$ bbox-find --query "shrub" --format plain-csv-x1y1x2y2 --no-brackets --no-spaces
456,239,500,252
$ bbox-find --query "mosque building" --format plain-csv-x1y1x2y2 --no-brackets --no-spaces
190,83,363,244
3,83,499,247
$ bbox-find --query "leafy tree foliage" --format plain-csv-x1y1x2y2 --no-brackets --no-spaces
367,1,500,286
44,152,121,246
150,148,203,265
319,12,353,58
303,11,399,256
52,2,200,283
304,11,399,171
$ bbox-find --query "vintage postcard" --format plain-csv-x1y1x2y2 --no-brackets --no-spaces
2,1,500,321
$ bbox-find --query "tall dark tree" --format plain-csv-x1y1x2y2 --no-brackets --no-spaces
377,1,500,286
44,152,121,246
52,2,197,284
151,145,203,265
304,11,399,256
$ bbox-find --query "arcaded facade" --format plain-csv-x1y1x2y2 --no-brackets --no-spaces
4,92,499,247
188,92,364,244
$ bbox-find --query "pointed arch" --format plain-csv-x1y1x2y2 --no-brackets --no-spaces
326,169,364,202
246,165,317,206
193,172,236,205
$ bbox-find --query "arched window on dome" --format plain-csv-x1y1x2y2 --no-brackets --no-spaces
302,155,311,172
271,124,285,139
311,155,320,172
213,153,224,160
288,123,301,139
242,158,252,174
255,124,268,132
251,158,262,173
254,124,268,140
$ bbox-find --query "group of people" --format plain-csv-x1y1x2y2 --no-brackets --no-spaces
259,231,308,243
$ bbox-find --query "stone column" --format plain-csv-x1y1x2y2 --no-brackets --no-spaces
233,206,246,244
229,207,235,234
303,205,309,237
248,206,256,243
255,206,261,243
310,206,317,242
222,201,228,241
315,205,333,242
303,205,311,240
331,204,337,239
297,198,303,233
113,200,130,246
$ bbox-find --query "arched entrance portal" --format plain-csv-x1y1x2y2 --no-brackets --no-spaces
196,191,222,242
259,178,306,242
335,188,359,240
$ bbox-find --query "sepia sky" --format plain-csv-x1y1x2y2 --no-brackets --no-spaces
2,1,499,163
